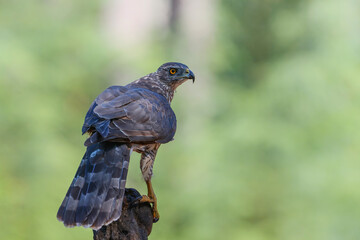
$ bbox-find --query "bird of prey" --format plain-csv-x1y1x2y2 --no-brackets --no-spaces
57,62,195,230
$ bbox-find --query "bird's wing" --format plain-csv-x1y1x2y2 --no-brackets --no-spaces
83,86,176,146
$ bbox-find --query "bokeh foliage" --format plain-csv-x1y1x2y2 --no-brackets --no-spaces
1,0,360,240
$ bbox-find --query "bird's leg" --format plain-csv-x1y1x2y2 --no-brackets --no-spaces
139,148,160,223
140,180,159,222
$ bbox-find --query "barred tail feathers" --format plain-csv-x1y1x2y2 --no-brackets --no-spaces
57,142,130,230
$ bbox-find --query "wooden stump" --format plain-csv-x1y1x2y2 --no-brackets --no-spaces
93,188,154,240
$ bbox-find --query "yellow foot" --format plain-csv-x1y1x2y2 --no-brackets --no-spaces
140,195,160,223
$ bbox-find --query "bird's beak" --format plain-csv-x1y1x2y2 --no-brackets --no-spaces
185,69,195,83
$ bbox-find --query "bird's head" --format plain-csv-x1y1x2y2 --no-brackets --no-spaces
156,62,195,89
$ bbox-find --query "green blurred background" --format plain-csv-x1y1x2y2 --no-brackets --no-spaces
1,0,360,239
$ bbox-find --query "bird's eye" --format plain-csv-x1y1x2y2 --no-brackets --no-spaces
169,68,177,75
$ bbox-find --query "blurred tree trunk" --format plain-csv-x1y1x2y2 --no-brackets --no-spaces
169,0,181,33
93,189,153,240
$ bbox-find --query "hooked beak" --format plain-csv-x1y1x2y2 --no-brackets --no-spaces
185,69,195,83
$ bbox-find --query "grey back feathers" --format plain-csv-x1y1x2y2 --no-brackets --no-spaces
83,87,177,146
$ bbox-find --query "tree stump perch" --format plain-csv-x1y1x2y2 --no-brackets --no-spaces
93,188,154,240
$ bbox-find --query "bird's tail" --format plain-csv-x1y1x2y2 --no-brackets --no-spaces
57,142,131,230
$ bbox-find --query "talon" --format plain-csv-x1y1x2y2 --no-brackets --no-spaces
140,180,160,223
139,194,160,223
152,210,160,223
139,195,154,204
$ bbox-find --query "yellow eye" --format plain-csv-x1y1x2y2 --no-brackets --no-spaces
169,68,177,75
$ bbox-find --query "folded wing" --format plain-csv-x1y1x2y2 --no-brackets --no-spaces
83,86,176,146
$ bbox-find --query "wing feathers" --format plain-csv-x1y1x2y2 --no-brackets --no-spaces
82,87,176,145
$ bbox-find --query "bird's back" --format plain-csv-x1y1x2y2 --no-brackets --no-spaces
83,84,177,146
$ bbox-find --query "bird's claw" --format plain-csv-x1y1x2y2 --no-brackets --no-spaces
153,216,159,223
152,209,160,223
139,195,160,223
139,195,154,203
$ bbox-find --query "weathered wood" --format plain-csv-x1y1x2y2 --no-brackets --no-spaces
93,188,153,240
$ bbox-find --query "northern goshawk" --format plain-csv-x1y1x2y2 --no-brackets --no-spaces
57,62,195,230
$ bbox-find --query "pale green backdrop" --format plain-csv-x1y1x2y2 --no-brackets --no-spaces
1,0,360,239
